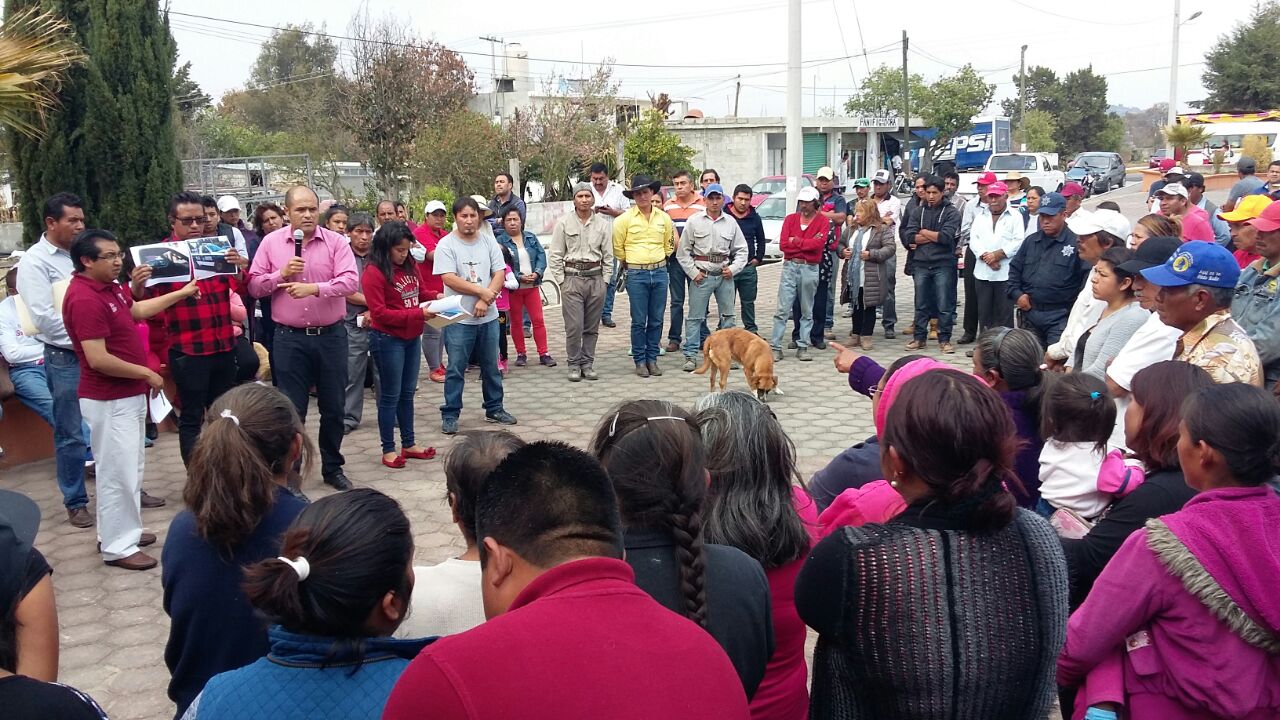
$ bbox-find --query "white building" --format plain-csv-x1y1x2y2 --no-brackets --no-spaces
667,114,920,187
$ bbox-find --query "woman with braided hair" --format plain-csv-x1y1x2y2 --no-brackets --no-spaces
796,369,1069,720
590,400,773,700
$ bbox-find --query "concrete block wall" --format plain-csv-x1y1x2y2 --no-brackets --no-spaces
672,127,765,188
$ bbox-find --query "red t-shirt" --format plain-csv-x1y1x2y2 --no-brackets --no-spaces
361,263,424,340
62,273,149,400
412,223,447,299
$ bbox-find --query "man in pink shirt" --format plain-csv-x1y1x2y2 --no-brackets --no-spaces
248,186,359,490
1156,183,1216,243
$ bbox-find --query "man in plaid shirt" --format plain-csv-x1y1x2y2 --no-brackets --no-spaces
129,191,248,465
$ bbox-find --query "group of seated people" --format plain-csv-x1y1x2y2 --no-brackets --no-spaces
3,331,1277,718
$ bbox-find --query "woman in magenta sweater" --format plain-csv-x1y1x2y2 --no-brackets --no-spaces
361,221,436,469
1058,382,1280,720
696,390,819,720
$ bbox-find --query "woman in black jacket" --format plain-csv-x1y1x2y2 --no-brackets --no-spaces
590,400,773,700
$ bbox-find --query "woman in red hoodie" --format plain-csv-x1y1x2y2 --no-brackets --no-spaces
1059,382,1280,720
361,221,436,469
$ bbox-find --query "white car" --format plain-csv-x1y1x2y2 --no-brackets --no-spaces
757,192,786,261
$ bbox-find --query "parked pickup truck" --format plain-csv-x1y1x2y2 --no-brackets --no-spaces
985,152,1064,193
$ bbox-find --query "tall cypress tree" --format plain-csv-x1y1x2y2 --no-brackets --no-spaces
7,0,180,245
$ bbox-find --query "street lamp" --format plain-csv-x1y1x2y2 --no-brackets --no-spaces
1166,2,1203,157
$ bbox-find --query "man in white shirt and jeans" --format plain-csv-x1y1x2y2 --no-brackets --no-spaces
965,181,1025,336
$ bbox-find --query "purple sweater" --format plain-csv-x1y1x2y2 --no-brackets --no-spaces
1059,486,1280,719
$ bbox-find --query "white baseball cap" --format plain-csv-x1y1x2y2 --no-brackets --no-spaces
872,169,892,184
796,186,820,203
1155,183,1190,199
1067,208,1132,241
216,195,240,213
423,200,446,214
816,166,836,180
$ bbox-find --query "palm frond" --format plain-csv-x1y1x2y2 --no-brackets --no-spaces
0,7,85,139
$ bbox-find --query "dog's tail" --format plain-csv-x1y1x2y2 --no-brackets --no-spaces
693,353,713,375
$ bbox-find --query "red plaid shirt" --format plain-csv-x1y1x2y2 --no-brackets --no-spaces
145,235,240,356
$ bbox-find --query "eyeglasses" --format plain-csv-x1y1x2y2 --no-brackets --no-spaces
94,252,123,261
175,216,204,226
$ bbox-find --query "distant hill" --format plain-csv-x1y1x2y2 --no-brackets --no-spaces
1109,104,1141,116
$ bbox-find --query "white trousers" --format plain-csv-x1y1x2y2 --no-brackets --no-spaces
80,394,146,561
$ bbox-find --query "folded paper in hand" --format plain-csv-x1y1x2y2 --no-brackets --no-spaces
425,295,476,329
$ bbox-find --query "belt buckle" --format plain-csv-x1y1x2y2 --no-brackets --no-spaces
305,326,322,336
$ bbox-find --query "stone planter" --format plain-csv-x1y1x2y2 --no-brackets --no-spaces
1141,168,1238,192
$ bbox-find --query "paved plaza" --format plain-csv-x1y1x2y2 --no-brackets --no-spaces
0,190,1151,717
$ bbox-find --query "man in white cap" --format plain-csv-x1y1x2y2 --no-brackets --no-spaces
1155,183,1216,243
1043,208,1131,370
870,169,901,338
217,195,259,257
414,200,450,382
770,186,830,361
804,166,847,346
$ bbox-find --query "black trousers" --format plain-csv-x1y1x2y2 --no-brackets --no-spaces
169,348,237,466
975,279,1013,332
851,287,877,337
961,246,978,337
274,324,348,478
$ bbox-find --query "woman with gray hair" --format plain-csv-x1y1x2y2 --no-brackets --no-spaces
695,390,818,720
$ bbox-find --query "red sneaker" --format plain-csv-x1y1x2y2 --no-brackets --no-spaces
429,366,446,383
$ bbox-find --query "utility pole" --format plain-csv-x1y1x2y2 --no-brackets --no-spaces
901,30,909,178
1018,44,1028,151
785,0,802,208
480,35,503,119
1166,0,1180,158
733,74,741,117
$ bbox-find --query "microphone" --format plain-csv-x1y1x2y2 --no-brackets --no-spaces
293,229,304,258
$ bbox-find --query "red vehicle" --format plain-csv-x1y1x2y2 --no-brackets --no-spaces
750,174,816,207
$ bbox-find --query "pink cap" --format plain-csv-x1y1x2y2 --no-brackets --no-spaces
985,181,1009,196
976,171,998,186
1061,182,1086,198
1158,157,1177,172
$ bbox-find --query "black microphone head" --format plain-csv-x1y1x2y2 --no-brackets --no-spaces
293,228,304,256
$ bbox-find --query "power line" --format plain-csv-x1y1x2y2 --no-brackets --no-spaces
1008,0,1157,26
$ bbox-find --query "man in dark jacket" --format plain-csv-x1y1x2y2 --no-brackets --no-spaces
727,184,767,334
1007,192,1089,347
902,175,961,352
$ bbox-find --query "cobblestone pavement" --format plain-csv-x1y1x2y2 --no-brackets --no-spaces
4,256,1015,719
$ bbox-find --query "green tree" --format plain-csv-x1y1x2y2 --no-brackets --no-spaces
228,23,340,132
1199,1,1280,111
413,110,505,198
1000,66,1061,119
173,61,209,122
1162,123,1212,162
8,0,179,244
624,109,695,181
1096,114,1126,154
921,65,995,158
843,64,928,117
1054,67,1110,158
1014,109,1057,152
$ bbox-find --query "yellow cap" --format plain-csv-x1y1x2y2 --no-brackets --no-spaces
1218,193,1273,222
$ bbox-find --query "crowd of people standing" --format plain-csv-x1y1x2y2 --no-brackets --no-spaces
0,156,1278,720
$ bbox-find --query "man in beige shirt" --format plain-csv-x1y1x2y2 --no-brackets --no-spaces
675,183,748,371
549,183,615,381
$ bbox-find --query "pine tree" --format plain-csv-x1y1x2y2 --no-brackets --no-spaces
7,0,180,245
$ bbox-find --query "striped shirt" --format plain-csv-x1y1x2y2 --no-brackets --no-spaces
663,194,706,240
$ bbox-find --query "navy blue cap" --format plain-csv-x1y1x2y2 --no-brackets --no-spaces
1038,191,1067,216
1140,241,1241,289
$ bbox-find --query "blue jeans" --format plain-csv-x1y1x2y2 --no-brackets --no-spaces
770,261,819,350
602,258,619,319
684,273,736,357
369,330,421,454
441,320,504,420
912,264,957,343
42,346,89,509
626,267,668,364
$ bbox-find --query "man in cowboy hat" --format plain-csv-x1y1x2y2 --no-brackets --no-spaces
613,175,675,377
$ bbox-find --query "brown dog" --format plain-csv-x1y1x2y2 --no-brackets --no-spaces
694,328,778,400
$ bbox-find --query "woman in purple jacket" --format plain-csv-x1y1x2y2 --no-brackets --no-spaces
1058,382,1280,720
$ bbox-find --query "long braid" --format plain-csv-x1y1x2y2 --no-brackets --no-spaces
668,494,709,628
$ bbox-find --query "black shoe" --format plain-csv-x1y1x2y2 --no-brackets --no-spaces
957,333,976,345
145,422,158,441
140,491,166,509
884,328,896,339
602,316,616,328
323,472,354,491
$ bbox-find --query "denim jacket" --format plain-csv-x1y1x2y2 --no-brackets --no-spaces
184,626,434,720
496,230,547,286
1232,259,1280,386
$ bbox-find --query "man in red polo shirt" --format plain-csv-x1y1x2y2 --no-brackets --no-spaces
64,229,198,570
384,441,749,720
130,191,247,466
768,187,831,362
413,200,448,382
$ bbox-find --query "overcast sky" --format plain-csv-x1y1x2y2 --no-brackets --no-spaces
170,0,1257,119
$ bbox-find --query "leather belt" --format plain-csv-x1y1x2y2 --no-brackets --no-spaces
628,260,665,271
565,260,601,270
564,267,603,277
786,258,816,265
278,321,341,336
693,254,729,263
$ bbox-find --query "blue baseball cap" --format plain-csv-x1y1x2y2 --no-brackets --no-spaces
1038,192,1067,216
1139,241,1241,289
702,183,726,197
